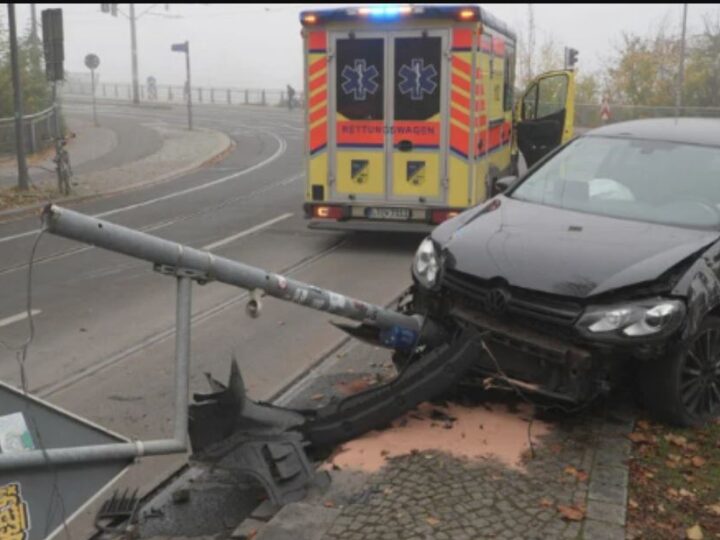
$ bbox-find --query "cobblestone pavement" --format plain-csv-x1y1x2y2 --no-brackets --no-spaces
239,341,635,540
319,410,632,540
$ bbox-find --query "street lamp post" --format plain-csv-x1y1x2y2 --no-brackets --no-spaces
129,4,140,104
675,3,688,118
172,41,192,130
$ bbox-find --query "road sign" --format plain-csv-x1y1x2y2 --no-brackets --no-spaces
600,96,611,122
0,382,132,540
84,53,100,70
171,42,188,53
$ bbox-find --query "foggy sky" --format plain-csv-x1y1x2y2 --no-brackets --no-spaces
4,3,711,90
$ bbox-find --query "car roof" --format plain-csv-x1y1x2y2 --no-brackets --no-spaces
584,118,720,147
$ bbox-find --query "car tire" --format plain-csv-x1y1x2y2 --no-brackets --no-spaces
640,316,720,427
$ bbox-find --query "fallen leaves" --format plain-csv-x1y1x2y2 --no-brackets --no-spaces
686,524,704,540
691,456,706,468
539,497,553,508
336,377,373,396
563,465,589,483
557,504,585,522
628,432,656,445
705,503,720,516
426,516,440,527
665,434,688,448
310,393,324,401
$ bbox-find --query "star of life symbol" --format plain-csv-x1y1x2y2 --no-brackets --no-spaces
399,58,438,101
341,59,380,101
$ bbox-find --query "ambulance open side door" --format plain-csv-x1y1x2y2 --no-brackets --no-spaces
515,70,575,168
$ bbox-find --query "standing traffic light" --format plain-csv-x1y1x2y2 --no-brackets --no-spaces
41,8,64,81
565,47,579,69
101,4,118,16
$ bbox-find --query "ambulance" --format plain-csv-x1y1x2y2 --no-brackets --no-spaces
300,4,575,231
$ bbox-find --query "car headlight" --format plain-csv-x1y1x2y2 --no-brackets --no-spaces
413,238,440,288
576,299,685,339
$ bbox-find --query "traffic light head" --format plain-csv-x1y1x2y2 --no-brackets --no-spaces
111,4,118,16
566,47,579,69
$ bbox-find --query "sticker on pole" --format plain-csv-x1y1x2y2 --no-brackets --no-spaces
0,482,31,540
0,413,35,454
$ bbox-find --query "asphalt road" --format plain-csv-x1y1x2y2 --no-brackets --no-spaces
0,102,424,537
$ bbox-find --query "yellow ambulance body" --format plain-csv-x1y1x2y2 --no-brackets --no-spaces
300,4,575,232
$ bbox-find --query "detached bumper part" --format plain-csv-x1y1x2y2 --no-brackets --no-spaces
188,329,481,505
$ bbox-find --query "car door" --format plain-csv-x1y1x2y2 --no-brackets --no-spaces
515,70,575,168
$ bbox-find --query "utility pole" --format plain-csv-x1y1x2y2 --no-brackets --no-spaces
172,41,192,130
675,3,688,118
29,4,42,72
30,4,39,43
130,4,140,105
8,4,30,191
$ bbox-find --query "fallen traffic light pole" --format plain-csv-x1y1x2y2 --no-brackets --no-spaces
1,204,480,506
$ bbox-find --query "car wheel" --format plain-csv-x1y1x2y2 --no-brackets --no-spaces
641,316,720,427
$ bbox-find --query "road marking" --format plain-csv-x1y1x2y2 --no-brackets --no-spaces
0,310,41,329
0,131,287,245
0,173,305,277
202,213,293,251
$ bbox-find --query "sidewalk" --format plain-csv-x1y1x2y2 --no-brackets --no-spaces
0,112,232,215
230,341,635,540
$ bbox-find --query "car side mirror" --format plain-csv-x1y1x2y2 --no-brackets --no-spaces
494,176,517,195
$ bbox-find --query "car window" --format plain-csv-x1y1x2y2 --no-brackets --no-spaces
511,136,720,229
536,75,567,117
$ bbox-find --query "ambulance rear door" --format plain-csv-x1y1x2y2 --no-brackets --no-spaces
328,29,450,210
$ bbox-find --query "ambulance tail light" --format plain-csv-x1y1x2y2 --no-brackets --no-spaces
313,205,345,220
431,210,460,225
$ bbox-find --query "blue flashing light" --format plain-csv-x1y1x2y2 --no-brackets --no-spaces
380,325,419,351
367,4,407,19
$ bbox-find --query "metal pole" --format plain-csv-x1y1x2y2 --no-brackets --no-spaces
174,276,191,444
30,4,38,42
0,272,193,471
91,68,99,127
42,204,422,334
130,4,140,104
8,4,30,191
185,42,193,130
675,3,688,118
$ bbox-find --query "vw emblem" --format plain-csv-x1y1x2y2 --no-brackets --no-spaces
486,287,511,316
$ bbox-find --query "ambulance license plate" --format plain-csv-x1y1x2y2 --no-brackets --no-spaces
365,207,411,221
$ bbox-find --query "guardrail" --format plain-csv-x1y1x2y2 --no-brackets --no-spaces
62,81,305,108
0,105,61,156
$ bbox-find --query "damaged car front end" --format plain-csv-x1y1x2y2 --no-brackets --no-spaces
407,119,720,427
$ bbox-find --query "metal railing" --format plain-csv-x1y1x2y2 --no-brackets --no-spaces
62,81,305,109
0,105,60,156
575,103,720,128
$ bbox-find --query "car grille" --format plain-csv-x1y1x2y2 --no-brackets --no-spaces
442,269,584,328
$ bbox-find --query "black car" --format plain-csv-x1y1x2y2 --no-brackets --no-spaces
410,118,720,427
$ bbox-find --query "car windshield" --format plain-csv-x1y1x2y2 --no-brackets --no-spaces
511,135,720,229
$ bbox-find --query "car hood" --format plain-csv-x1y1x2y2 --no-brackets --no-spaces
433,196,720,298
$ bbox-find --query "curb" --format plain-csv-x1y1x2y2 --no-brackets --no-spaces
0,128,234,224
